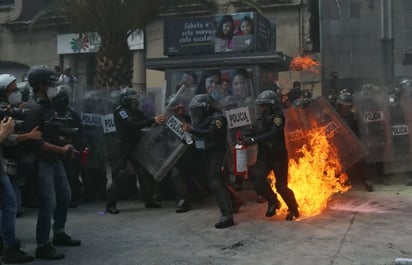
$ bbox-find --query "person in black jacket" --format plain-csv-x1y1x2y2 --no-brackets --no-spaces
242,90,299,221
24,65,81,260
105,88,165,214
182,94,234,229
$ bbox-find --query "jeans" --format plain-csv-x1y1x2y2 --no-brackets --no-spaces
0,174,17,248
36,159,71,245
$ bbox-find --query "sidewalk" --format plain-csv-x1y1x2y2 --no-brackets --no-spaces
14,176,412,265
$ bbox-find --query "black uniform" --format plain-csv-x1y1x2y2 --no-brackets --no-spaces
245,90,299,220
51,92,82,206
187,94,234,228
106,103,160,213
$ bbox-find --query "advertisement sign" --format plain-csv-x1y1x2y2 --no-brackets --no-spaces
164,12,274,56
57,30,144,54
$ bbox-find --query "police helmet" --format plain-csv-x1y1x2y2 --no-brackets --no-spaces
255,90,280,116
399,78,412,90
0,74,17,92
220,95,238,111
336,92,353,106
255,90,279,106
27,65,58,88
119,88,140,110
188,94,212,110
188,94,213,124
292,98,311,108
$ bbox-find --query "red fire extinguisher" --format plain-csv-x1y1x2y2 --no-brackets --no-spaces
233,143,248,176
81,147,89,166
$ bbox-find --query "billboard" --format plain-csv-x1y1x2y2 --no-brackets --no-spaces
164,12,275,56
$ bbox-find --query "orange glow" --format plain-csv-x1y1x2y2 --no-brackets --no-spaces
269,126,351,219
289,56,321,74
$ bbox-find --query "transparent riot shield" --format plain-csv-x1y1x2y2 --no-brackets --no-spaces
222,78,257,176
383,93,412,173
353,86,393,162
396,87,412,170
79,89,114,170
132,85,194,182
284,96,368,171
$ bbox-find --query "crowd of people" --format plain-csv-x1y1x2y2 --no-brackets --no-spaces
0,64,411,263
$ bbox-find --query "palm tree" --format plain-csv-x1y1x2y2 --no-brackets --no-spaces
32,0,260,88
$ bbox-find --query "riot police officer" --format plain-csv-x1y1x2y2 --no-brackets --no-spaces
335,91,373,191
105,88,165,214
24,65,81,260
242,90,299,221
182,94,235,229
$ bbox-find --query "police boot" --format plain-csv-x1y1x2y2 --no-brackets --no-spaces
285,208,300,221
214,216,234,229
105,201,119,214
214,188,235,229
265,201,280,217
175,199,190,213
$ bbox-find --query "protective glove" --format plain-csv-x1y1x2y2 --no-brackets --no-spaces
242,136,256,146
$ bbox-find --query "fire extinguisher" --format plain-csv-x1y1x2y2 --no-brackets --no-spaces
233,143,248,176
81,147,89,166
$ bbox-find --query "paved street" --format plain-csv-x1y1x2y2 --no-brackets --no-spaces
14,175,412,265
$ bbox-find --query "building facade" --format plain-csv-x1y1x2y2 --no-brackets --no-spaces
0,0,314,95
320,0,412,95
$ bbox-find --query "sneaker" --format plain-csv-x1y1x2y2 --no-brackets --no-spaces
35,243,65,260
214,216,234,229
2,243,34,263
52,232,81,247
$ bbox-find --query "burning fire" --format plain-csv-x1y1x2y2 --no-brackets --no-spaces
289,56,320,74
269,126,351,219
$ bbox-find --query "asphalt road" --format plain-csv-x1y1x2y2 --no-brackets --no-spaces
14,175,412,265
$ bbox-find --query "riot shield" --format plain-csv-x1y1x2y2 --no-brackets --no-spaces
133,86,194,182
353,87,393,162
392,87,412,172
222,78,257,175
79,89,114,169
283,106,310,160
284,96,368,171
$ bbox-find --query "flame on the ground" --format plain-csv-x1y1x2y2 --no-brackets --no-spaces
269,127,350,219
289,56,320,74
